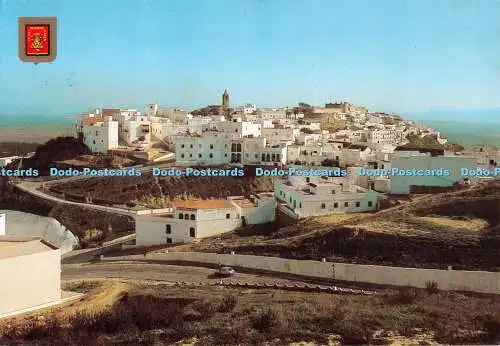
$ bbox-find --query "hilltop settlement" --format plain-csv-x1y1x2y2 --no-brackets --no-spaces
1,91,499,249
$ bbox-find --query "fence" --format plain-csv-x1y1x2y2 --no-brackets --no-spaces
108,252,500,295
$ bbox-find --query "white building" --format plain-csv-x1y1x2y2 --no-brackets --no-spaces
340,146,372,166
135,195,276,246
214,119,262,138
174,134,230,164
367,129,403,146
120,117,151,147
262,127,300,144
0,234,61,317
275,174,378,218
243,103,257,114
256,108,287,120
390,155,476,194
76,114,119,153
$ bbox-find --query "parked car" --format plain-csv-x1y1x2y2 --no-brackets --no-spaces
216,265,235,277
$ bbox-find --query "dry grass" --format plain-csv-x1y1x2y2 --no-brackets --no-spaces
313,213,368,226
1,280,500,345
419,216,490,231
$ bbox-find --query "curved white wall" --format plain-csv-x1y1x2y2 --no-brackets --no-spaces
0,210,78,254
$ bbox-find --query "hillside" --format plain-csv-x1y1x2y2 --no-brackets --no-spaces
18,137,91,174
187,180,500,270
50,170,275,207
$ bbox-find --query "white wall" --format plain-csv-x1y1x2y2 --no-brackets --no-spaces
174,135,231,164
0,213,5,236
237,199,277,225
0,249,61,316
134,252,500,295
136,208,242,246
82,119,119,153
274,182,377,217
390,156,476,194
0,210,78,253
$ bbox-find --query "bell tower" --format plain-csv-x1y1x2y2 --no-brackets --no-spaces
222,89,229,109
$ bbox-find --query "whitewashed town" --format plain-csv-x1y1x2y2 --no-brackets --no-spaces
66,90,499,248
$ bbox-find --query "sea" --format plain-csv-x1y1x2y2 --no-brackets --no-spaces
414,120,500,148
403,109,500,148
0,114,75,143
0,112,499,148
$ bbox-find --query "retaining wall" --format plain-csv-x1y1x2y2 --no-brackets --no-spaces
130,252,500,294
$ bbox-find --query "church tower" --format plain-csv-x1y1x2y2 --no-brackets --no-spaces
222,89,230,108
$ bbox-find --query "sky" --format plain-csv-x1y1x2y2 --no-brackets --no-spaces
0,0,499,118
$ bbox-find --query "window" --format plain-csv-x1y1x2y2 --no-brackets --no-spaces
190,214,195,220
356,202,360,207
321,203,326,209
181,144,185,148
226,213,230,219
181,154,184,158
334,202,338,208
368,201,373,207
179,213,183,219
189,154,193,157
209,153,213,158
184,213,189,219
255,154,258,159
225,153,228,157
166,225,171,234
93,140,96,145
210,144,214,149
305,177,310,183
190,144,193,148
332,190,335,194
198,154,202,158
299,203,302,208
166,238,172,244
189,228,195,237
344,202,348,207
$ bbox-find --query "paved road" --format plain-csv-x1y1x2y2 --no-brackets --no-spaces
62,262,306,285
15,181,139,217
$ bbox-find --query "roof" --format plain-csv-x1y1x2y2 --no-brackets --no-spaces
173,200,234,210
102,108,121,117
231,198,255,208
0,237,58,260
82,115,104,126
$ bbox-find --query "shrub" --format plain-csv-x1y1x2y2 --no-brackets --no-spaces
425,281,439,294
387,287,419,304
191,299,217,317
218,295,238,313
252,308,282,331
476,314,500,342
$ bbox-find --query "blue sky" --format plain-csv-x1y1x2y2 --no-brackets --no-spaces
0,0,499,118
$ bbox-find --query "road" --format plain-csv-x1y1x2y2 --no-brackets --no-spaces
62,262,308,285
15,180,139,217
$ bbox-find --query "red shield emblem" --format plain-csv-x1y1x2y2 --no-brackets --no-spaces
25,24,50,56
